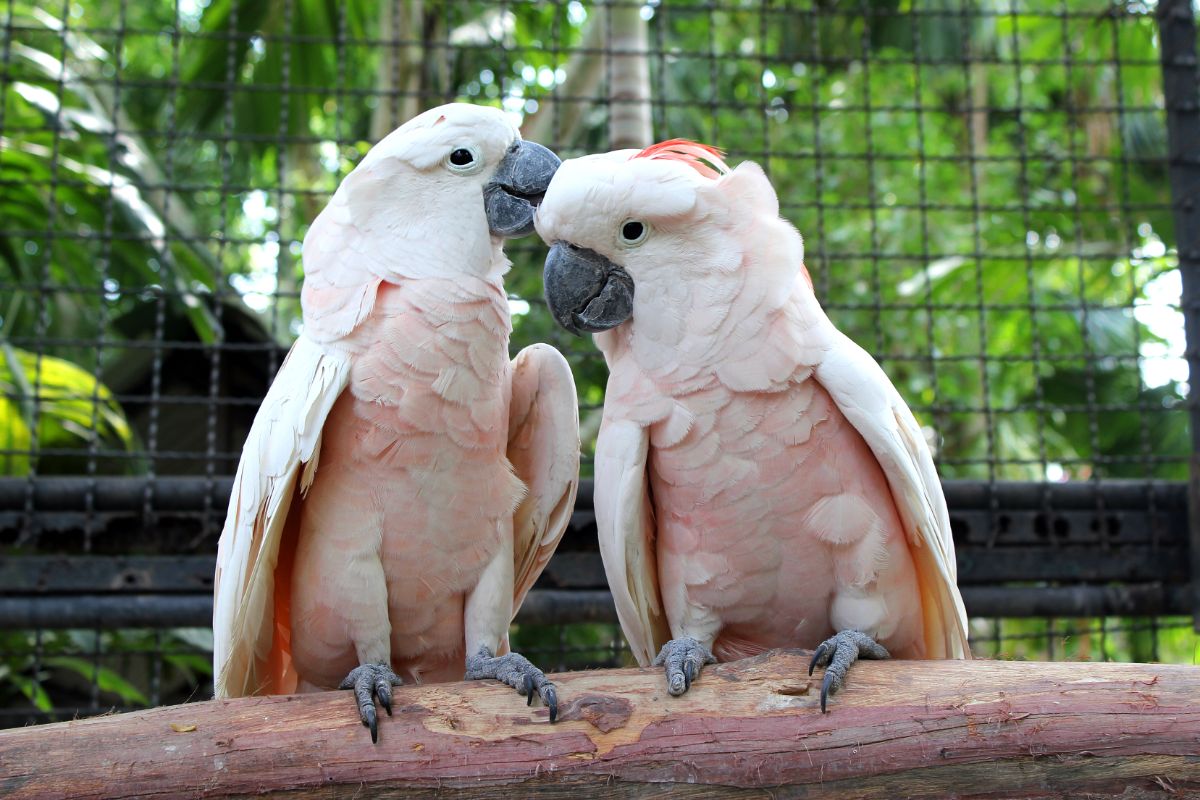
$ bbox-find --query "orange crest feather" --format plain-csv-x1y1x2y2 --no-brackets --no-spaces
632,139,729,178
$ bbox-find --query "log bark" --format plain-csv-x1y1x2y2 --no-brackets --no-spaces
2,651,1198,799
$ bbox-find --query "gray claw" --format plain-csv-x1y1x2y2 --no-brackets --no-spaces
365,704,378,742
466,646,559,723
339,662,403,743
808,630,889,713
820,671,835,713
544,685,558,723
653,637,717,697
809,642,831,675
377,679,394,716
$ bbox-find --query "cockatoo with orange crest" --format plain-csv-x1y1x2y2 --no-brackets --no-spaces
212,103,579,742
537,140,968,711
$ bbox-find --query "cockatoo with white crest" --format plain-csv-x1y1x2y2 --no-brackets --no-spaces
212,103,579,742
537,140,968,711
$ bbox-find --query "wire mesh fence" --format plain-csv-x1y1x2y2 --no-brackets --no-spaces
0,0,1197,728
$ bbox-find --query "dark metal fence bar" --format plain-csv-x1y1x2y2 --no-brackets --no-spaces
0,478,233,513
0,585,1189,631
1157,0,1200,629
0,590,623,629
1,477,1189,628
1,477,1187,515
0,595,211,629
1,479,1187,540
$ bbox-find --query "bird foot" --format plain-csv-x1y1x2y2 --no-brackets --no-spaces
465,646,558,722
338,662,404,743
652,637,716,696
807,629,889,713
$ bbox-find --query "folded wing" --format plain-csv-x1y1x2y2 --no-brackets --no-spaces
815,330,970,659
593,417,671,665
508,344,581,616
212,335,353,696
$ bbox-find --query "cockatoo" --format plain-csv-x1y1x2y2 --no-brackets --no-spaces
212,103,579,742
537,141,969,711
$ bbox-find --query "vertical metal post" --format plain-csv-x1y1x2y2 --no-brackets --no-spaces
1156,0,1200,628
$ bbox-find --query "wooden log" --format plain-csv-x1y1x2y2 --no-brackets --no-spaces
2,650,1197,799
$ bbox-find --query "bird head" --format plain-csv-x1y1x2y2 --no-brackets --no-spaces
536,140,805,338
313,103,560,279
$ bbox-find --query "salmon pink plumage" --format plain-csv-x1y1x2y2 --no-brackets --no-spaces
537,142,968,710
212,103,577,742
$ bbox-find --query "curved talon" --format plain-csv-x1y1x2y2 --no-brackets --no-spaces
340,662,403,743
377,681,394,716
465,649,558,721
363,703,379,743
808,630,889,712
655,637,715,697
820,671,836,714
809,642,830,676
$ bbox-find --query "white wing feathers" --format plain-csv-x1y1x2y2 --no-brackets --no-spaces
593,418,671,665
815,329,970,659
297,190,382,345
212,335,352,697
507,344,581,615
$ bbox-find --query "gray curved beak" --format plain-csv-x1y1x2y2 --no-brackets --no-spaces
484,140,561,238
543,242,634,336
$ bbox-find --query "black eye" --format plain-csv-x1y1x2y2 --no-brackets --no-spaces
620,220,646,244
449,148,474,166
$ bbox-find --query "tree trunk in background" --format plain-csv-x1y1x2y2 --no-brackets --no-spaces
521,13,607,150
3,651,1198,798
969,60,989,157
370,0,425,143
606,4,652,149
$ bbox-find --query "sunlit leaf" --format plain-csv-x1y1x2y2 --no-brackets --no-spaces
7,673,53,713
43,657,149,706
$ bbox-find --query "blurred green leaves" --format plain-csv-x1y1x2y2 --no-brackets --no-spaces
2,5,225,350
0,629,210,717
3,0,1184,482
0,343,137,475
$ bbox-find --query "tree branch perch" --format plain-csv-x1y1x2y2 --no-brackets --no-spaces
2,651,1197,798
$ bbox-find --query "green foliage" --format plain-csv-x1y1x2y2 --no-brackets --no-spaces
179,0,371,141
0,628,211,717
41,656,149,706
5,0,1183,480
631,0,1186,481
973,617,1199,664
2,5,226,353
0,343,137,475
510,622,635,671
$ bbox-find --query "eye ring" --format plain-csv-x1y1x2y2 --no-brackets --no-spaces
444,145,482,174
619,219,648,246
